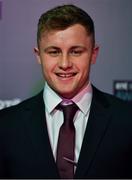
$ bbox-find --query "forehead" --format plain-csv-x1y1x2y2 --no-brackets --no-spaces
39,24,92,46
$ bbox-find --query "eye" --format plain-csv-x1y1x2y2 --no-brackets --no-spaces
47,50,61,57
70,49,83,56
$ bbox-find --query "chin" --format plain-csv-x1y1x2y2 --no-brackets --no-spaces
58,91,75,99
53,85,77,98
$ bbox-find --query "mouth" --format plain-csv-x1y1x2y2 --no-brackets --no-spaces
55,73,77,79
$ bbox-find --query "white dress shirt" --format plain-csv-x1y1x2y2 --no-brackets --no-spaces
43,82,92,164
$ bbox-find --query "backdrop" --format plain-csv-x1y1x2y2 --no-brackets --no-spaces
0,0,132,109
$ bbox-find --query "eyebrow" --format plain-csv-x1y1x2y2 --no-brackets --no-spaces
70,45,86,49
44,45,86,51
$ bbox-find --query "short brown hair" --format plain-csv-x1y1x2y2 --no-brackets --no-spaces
37,4,95,47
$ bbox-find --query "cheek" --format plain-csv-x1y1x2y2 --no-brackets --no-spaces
77,58,91,74
40,57,56,75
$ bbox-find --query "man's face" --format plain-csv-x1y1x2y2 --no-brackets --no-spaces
35,24,99,98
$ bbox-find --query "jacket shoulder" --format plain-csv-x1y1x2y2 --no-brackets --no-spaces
92,86,132,113
0,91,43,119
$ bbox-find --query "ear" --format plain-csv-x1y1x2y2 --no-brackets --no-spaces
34,47,41,64
91,45,99,64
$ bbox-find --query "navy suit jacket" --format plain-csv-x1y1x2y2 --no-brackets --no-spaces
0,86,132,179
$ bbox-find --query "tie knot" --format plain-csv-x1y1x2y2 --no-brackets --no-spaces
58,103,78,127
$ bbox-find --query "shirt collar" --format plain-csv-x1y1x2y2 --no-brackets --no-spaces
43,82,62,114
72,82,92,115
43,82,92,115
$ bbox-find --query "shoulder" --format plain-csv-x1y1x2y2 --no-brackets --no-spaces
0,91,44,119
92,85,132,114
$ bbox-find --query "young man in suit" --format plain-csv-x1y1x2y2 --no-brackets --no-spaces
0,4,132,179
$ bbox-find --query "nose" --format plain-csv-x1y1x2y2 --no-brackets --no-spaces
58,53,72,70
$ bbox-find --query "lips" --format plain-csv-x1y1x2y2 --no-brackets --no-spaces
55,73,77,78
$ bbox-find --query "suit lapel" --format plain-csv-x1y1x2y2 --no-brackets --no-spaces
75,86,112,178
23,91,59,178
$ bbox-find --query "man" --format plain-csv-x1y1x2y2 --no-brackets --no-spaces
0,4,132,179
